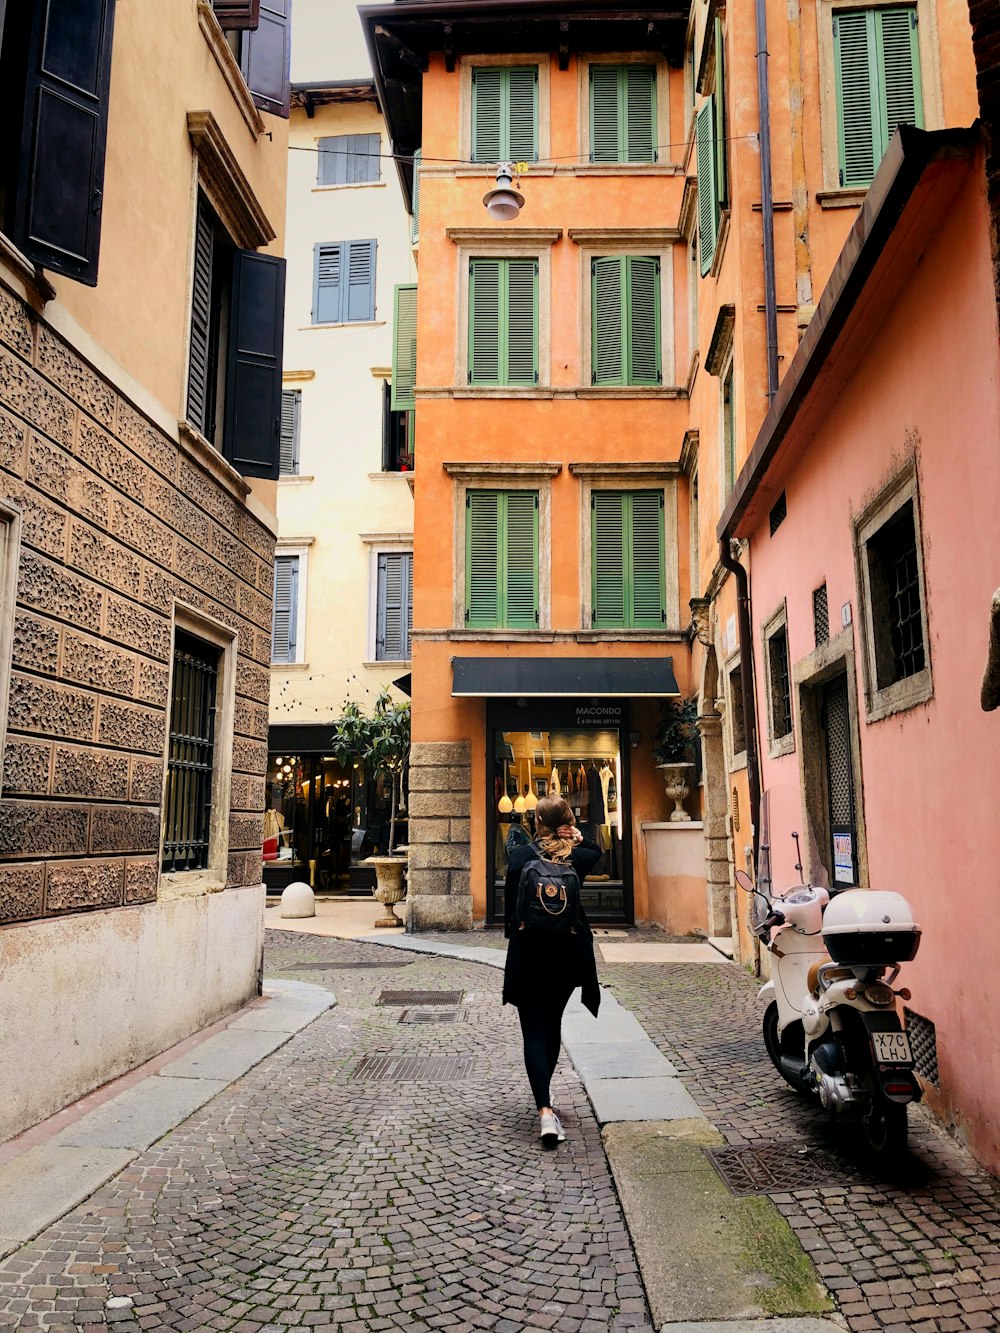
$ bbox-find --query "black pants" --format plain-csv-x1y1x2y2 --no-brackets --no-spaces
517,984,576,1110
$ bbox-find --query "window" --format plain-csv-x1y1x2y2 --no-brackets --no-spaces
382,383,414,473
591,256,661,386
728,663,746,757
186,191,286,478
162,631,221,874
219,0,292,118
317,133,381,186
468,258,537,387
313,239,376,325
721,360,736,495
591,491,665,629
865,500,926,685
813,583,830,646
589,64,656,163
768,625,793,742
696,18,728,275
279,390,300,476
0,0,115,285
834,7,921,188
376,552,413,661
471,65,538,163
465,490,538,629
271,555,300,664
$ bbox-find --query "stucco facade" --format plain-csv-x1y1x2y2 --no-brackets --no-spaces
0,0,289,1142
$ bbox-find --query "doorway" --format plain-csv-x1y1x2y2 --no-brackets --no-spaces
821,674,858,887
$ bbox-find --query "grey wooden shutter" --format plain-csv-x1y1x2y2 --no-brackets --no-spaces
241,0,291,117
352,133,381,183
14,0,117,286
345,239,376,321
279,389,300,475
223,249,286,479
271,556,298,662
317,135,346,186
186,196,216,436
377,552,412,660
314,242,342,323
212,0,261,29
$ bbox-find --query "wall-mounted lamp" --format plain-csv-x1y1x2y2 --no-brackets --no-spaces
483,162,525,222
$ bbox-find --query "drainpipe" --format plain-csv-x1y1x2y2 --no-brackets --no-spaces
755,0,780,400
719,539,762,864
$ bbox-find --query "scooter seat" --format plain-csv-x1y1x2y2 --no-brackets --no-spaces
807,959,851,998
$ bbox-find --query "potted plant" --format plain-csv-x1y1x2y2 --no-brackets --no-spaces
652,696,699,822
330,689,411,925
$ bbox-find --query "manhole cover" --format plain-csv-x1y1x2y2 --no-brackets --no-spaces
379,989,464,1006
592,928,629,938
706,1143,853,1195
399,1008,466,1024
351,1052,476,1082
284,960,413,971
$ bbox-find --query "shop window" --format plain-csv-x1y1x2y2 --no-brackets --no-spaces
591,490,666,629
728,662,746,758
471,65,538,163
279,390,300,476
591,256,661,387
589,64,656,163
834,7,921,188
468,258,538,387
376,552,413,662
381,383,413,473
271,554,301,664
696,17,728,275
312,239,377,325
465,489,538,629
317,133,380,186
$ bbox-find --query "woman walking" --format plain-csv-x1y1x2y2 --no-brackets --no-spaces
502,796,602,1148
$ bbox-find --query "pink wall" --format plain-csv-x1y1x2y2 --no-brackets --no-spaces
747,151,1000,1172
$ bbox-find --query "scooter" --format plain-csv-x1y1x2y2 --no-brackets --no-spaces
737,807,923,1156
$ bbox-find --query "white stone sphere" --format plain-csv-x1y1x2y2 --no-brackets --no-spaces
279,881,315,919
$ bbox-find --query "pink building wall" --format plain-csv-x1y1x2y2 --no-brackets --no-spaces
746,149,1000,1171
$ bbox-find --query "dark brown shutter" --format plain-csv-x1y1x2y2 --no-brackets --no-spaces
223,250,286,479
186,197,216,437
241,0,291,119
212,0,261,30
14,0,117,285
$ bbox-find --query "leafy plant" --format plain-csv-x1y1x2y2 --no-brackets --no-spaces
652,696,699,765
330,689,411,853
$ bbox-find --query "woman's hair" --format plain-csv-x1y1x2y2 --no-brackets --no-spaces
534,795,575,861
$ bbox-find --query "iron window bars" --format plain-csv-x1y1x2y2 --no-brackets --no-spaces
162,630,220,874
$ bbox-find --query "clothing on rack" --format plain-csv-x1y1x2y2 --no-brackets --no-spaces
587,765,605,824
599,764,613,817
550,765,561,796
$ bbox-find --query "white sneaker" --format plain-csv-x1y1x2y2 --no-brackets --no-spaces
539,1110,564,1148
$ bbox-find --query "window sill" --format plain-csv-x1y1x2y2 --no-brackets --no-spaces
160,871,227,901
730,750,747,773
367,471,414,480
420,386,685,400
767,731,796,760
363,659,411,669
301,321,386,331
312,182,386,193
271,661,310,671
278,474,314,485
575,629,687,642
177,420,251,502
865,668,933,724
816,188,867,210
196,1,264,141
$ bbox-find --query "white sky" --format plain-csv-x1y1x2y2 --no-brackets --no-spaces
291,0,375,84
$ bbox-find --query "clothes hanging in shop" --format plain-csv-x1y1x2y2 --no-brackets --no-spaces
550,765,561,796
599,763,613,816
587,764,605,824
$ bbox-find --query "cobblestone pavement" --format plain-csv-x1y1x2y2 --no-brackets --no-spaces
603,958,1000,1333
0,932,652,1333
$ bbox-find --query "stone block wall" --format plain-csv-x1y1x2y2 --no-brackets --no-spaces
0,279,273,924
406,740,473,930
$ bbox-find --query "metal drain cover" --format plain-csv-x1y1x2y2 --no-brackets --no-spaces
379,989,464,1007
592,928,629,938
283,960,413,971
351,1052,476,1082
706,1143,853,1196
399,1008,465,1024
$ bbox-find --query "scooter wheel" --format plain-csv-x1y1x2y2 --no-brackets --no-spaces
861,1097,908,1157
763,1001,811,1095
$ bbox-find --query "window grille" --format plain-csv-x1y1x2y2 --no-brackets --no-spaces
866,501,925,685
162,631,219,874
768,626,792,739
904,1008,939,1085
813,583,830,646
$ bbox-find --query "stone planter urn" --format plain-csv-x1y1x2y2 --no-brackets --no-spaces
657,762,695,822
366,855,407,928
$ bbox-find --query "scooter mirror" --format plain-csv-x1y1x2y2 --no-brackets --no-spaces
735,870,755,894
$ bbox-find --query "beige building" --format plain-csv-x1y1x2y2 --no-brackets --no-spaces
0,0,289,1142
265,79,414,895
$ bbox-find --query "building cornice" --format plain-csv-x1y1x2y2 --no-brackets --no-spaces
187,110,276,249
569,461,682,478
442,461,562,480
446,227,563,245
568,227,681,247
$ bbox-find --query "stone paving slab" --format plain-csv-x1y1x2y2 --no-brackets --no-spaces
587,1074,705,1124
53,1075,227,1151
157,1024,292,1080
660,1320,845,1332
568,1039,680,1080
599,942,730,964
0,1145,134,1257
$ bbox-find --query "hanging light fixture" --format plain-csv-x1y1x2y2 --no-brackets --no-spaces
498,758,514,814
513,790,527,814
483,162,525,222
524,787,538,811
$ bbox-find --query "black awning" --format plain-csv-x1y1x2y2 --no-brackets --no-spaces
392,673,412,697
451,656,679,698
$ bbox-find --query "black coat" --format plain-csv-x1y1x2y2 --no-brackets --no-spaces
502,838,602,1016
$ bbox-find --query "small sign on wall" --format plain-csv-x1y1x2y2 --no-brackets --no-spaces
833,832,854,884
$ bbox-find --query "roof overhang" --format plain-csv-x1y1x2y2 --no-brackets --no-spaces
717,124,979,544
290,80,378,115
360,1,687,208
451,655,679,698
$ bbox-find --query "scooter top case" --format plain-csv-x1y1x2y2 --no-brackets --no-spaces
821,890,921,967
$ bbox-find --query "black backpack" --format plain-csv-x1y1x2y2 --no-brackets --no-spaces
515,849,582,934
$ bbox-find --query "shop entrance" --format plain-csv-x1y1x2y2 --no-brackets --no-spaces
486,700,632,924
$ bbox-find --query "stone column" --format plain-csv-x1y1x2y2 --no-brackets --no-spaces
406,741,473,931
697,708,731,938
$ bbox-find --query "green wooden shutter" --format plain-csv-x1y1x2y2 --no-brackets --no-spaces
629,490,666,627
713,19,728,208
472,66,504,162
504,258,538,385
391,284,418,411
696,99,718,275
590,65,621,162
877,8,922,146
592,256,624,385
626,256,660,386
466,490,501,626
835,11,879,187
466,490,537,628
473,66,537,162
411,147,421,242
624,65,656,163
469,258,501,384
592,491,627,626
271,555,298,662
507,67,538,162
503,491,539,627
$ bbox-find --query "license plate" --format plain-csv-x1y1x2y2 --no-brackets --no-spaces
872,1031,913,1065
